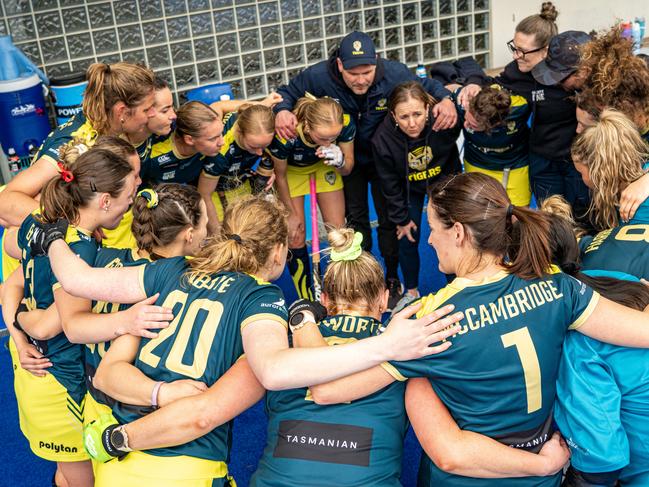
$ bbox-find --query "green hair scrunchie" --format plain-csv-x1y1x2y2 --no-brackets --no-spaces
330,232,363,262
137,189,159,209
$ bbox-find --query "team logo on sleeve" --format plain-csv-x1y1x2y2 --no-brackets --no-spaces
324,171,337,185
408,146,433,171
506,121,517,135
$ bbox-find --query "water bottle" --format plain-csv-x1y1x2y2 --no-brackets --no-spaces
252,156,274,194
7,147,20,174
415,63,427,79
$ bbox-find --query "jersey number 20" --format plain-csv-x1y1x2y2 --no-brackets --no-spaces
139,290,224,379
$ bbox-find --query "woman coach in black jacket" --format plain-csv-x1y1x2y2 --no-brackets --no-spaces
373,81,461,301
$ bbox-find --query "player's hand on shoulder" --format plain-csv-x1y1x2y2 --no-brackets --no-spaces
381,302,462,360
157,379,208,407
275,110,298,140
29,217,69,256
457,83,481,109
123,293,174,339
619,172,649,222
431,98,458,131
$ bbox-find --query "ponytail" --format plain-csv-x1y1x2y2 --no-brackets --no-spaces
131,184,202,256
83,62,155,134
40,148,133,224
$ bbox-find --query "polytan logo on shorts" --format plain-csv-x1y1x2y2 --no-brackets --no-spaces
273,420,373,466
39,441,78,453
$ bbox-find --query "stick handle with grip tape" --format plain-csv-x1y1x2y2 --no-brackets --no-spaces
309,173,322,301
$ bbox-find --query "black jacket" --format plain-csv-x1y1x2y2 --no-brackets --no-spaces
372,110,461,226
276,54,451,166
495,61,577,162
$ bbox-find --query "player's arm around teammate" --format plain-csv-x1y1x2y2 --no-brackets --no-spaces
38,196,461,390
0,62,156,228
406,378,570,477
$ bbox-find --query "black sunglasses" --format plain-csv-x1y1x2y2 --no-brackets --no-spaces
507,39,545,59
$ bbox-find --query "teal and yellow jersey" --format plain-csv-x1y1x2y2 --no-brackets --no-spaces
455,85,530,171
389,269,598,487
201,112,263,192
86,247,150,407
251,314,407,487
34,112,98,165
18,213,99,405
267,116,356,168
582,224,649,279
140,133,220,186
112,256,288,462
555,330,649,485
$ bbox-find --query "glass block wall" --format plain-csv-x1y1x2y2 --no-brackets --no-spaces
0,0,490,100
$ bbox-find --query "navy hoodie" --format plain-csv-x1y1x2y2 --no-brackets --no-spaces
276,53,451,166
495,61,577,162
372,109,461,226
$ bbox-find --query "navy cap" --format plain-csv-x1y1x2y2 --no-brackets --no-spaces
532,30,591,85
338,31,377,69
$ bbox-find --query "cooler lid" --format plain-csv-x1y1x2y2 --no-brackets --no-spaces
50,71,86,86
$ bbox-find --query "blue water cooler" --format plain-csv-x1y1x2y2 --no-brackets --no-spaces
0,35,51,182
50,72,87,125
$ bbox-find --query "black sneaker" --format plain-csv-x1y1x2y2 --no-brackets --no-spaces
386,278,404,312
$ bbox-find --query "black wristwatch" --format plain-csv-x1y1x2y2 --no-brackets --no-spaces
109,425,131,452
289,311,315,333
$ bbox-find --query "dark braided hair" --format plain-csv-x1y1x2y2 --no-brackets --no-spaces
131,183,203,257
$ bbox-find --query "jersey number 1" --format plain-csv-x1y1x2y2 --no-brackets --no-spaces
501,327,542,414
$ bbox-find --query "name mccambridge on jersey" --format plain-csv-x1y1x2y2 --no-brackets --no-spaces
455,279,565,335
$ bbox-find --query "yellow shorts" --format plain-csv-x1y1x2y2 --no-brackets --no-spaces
10,339,88,462
95,450,235,487
2,232,20,282
464,161,532,207
84,392,113,427
211,181,252,221
102,210,137,249
287,162,344,198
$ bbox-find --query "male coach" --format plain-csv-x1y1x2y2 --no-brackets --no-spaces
274,31,457,307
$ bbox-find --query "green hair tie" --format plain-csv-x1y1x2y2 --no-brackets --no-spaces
137,189,159,209
330,232,363,262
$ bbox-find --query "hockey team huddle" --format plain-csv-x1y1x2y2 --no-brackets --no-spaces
2,2,649,486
